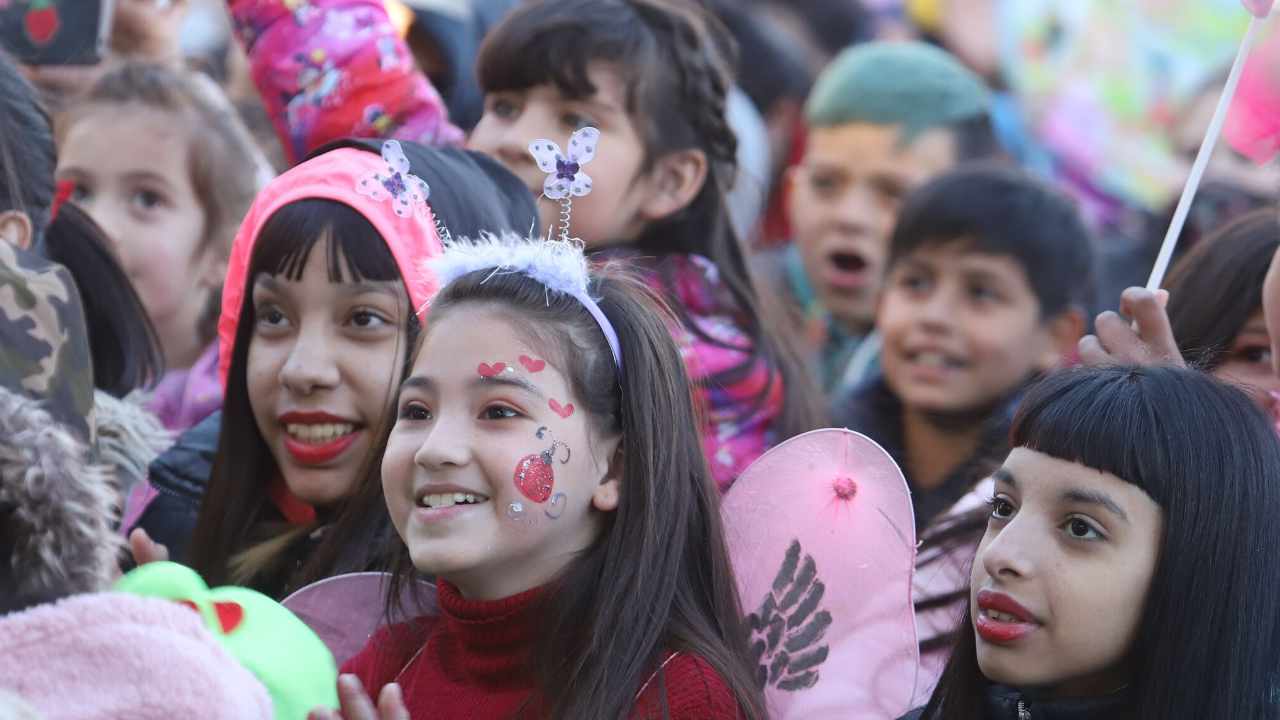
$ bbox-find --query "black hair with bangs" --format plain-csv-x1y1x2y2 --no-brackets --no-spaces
189,198,413,596
477,0,825,439
919,365,1280,720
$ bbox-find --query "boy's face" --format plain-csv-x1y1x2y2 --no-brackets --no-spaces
467,63,652,248
879,242,1063,413
787,123,958,334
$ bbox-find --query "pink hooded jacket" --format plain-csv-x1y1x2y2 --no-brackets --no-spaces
218,145,442,386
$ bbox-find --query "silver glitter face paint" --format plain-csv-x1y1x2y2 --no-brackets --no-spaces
506,501,526,519
544,493,567,520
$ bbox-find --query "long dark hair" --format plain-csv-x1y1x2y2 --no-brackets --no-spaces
374,265,765,719
39,204,164,396
188,199,413,594
477,0,825,439
921,366,1280,719
0,51,54,240
1165,208,1280,370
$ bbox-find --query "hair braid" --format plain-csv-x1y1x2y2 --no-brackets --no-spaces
632,0,738,177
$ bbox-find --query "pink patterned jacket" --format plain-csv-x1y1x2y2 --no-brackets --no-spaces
228,0,463,164
642,254,786,492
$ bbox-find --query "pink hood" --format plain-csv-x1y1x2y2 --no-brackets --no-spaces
218,147,442,386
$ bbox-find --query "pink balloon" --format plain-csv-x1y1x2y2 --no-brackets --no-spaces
1242,0,1274,18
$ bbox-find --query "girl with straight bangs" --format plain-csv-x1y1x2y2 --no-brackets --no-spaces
468,0,825,491
320,238,765,719
124,141,539,590
903,365,1280,720
1164,208,1280,412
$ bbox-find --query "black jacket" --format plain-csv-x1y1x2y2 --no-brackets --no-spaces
899,685,1135,720
133,410,221,566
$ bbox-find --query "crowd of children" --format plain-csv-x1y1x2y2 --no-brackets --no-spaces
2,0,1280,718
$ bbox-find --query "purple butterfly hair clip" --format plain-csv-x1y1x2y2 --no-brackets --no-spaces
529,127,599,241
356,140,430,219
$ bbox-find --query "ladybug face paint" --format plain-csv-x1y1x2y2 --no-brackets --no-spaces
513,426,571,503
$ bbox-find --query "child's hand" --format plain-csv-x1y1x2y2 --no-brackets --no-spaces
128,527,170,566
1079,288,1184,368
308,675,409,720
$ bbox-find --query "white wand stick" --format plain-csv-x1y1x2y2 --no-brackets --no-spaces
1147,15,1264,291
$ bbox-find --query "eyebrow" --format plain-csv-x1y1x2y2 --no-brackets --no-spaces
398,374,546,400
994,468,1129,523
1060,488,1129,523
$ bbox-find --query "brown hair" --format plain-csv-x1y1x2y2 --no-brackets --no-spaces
370,263,766,719
477,0,825,438
1164,208,1280,370
61,62,263,345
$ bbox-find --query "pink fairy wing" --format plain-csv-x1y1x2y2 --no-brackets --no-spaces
722,429,920,719
282,572,438,666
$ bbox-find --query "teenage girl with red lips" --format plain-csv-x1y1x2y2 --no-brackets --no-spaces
901,365,1280,720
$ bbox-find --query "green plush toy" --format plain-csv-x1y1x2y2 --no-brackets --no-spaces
115,562,339,719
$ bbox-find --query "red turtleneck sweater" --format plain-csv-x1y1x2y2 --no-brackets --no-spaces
342,582,742,719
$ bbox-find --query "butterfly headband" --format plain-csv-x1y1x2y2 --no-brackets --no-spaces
428,233,623,371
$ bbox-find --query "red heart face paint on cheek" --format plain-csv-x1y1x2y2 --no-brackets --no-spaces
519,355,546,373
549,399,574,418
478,362,508,378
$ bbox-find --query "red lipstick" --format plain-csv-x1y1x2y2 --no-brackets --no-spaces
974,589,1040,645
278,411,361,467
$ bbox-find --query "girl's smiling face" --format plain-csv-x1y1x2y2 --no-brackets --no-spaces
247,240,409,507
382,304,621,600
970,448,1163,698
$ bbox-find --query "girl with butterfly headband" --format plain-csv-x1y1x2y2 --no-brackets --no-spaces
123,139,538,599
467,0,826,491
314,235,765,720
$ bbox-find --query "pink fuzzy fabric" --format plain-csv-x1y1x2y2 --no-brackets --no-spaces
0,593,272,720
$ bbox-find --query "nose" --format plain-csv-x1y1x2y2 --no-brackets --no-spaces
832,181,878,233
412,413,472,470
977,513,1037,583
278,321,340,395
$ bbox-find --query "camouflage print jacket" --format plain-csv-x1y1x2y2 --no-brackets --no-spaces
0,241,94,441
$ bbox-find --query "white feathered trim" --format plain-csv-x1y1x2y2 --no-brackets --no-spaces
425,232,593,301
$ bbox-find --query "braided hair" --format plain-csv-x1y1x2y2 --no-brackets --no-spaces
478,0,825,442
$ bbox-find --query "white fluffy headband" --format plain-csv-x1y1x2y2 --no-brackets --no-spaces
426,233,624,371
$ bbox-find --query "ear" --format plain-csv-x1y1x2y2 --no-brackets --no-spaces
590,442,624,513
0,210,34,250
781,164,801,224
1037,307,1086,371
637,149,709,224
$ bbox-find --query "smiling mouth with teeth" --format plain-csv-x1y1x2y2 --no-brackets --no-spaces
418,492,488,509
284,423,358,444
906,350,967,369
983,609,1025,623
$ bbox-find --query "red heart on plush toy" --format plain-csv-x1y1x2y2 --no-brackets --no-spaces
214,601,245,634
